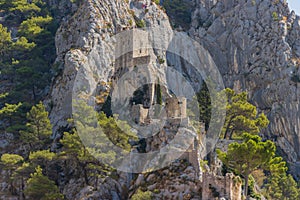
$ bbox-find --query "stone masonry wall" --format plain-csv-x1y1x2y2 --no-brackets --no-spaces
131,104,149,124
165,97,187,118
202,172,242,200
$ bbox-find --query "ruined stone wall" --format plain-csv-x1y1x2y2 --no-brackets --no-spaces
202,172,242,200
115,29,150,69
131,104,149,124
165,118,189,127
179,137,201,177
132,55,150,66
132,30,149,58
115,52,134,69
180,149,200,175
165,97,187,118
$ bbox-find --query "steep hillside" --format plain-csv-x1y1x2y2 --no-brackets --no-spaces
49,0,300,176
1,0,300,199
188,0,300,175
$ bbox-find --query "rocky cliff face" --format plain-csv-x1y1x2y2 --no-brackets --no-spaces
47,1,211,198
49,0,134,134
187,0,300,174
48,0,300,198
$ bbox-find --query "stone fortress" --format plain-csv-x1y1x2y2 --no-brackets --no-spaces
131,88,201,173
110,22,242,199
112,24,202,175
113,29,151,82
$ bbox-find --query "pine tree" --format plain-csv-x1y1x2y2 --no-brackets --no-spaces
217,133,276,197
0,154,24,194
98,111,137,151
222,88,269,139
12,162,34,198
10,0,41,13
18,15,53,40
263,156,299,199
1,153,24,169
20,102,52,149
60,128,116,185
197,82,212,130
13,36,35,51
0,24,12,59
61,100,137,185
0,102,22,128
265,174,299,200
24,166,63,200
29,150,56,176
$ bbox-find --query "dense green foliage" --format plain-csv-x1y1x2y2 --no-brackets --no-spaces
264,174,299,199
0,102,22,124
197,82,211,130
222,88,269,139
0,100,137,198
217,133,277,197
24,166,63,200
217,133,299,198
20,102,52,149
1,153,26,195
60,130,114,185
0,0,58,105
1,153,24,169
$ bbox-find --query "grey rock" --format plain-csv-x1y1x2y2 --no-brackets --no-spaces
190,0,300,175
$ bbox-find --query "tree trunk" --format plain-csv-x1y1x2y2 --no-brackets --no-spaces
83,166,89,185
229,129,234,140
223,117,234,139
244,174,249,199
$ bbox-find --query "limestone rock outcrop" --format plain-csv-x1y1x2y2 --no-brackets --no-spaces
131,161,203,200
189,0,300,175
49,0,135,134
63,177,123,200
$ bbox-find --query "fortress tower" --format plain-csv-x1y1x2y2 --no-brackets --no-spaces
115,29,150,70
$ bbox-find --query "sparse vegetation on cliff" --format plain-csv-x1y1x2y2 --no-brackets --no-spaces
1,0,300,199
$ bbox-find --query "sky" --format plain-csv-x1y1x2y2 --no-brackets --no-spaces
287,0,300,15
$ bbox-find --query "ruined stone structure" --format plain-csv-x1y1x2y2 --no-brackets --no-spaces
165,97,187,118
179,137,201,176
115,29,150,70
131,96,188,125
131,104,149,124
202,172,242,200
113,30,151,84
131,94,203,176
